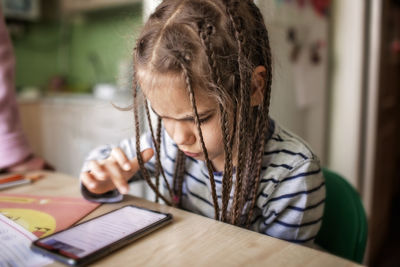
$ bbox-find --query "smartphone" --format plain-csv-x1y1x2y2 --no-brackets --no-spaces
31,205,172,266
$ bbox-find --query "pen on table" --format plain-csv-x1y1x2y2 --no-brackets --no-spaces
0,173,44,190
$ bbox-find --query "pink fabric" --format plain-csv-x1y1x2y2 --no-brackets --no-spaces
0,9,31,169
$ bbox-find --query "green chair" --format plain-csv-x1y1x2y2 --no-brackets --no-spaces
315,168,368,264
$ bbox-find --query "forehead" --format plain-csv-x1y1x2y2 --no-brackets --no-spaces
139,70,184,96
139,71,217,116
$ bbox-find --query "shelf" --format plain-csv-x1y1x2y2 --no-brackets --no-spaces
61,0,142,14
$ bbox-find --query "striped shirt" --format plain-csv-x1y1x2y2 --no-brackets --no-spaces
81,119,325,245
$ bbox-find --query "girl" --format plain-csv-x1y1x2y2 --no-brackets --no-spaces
80,0,325,245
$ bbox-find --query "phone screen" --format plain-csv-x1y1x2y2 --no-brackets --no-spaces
31,205,172,265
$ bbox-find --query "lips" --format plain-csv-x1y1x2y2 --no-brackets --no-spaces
182,151,201,158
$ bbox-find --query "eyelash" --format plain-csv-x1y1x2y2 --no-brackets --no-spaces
162,114,213,124
198,114,213,124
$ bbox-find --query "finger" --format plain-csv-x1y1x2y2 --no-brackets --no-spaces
104,160,129,194
142,148,155,162
80,172,98,192
129,148,155,174
110,147,131,171
80,172,116,195
88,160,107,181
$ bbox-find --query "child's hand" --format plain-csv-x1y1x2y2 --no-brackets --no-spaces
80,148,154,195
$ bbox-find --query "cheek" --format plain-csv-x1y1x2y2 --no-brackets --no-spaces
162,119,174,137
201,119,223,149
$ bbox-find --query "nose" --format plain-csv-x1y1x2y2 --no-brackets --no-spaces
172,121,196,146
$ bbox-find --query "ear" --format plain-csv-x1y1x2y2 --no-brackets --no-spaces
250,65,267,107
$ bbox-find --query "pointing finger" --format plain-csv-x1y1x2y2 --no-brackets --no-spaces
110,147,131,171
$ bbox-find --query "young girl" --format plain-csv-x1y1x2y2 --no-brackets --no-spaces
80,0,325,245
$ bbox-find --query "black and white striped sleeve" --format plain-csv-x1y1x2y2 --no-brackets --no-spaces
257,158,325,245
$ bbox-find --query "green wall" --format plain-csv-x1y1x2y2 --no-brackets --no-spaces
12,3,143,93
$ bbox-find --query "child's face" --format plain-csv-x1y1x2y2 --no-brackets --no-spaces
144,77,225,172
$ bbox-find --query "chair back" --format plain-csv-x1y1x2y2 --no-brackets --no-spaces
315,168,368,263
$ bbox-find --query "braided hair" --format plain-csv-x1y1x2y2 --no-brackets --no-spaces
132,0,272,227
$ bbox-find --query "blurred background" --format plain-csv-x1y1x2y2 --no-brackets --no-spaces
1,0,399,266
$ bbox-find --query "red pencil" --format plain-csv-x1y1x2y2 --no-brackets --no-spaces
0,173,43,190
0,174,25,184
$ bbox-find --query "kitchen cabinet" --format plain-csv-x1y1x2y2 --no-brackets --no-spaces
18,95,153,197
18,96,135,177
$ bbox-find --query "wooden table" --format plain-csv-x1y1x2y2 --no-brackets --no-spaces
2,171,363,266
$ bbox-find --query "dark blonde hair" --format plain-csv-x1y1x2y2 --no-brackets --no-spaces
132,0,272,227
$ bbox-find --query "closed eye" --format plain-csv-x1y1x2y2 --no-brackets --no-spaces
185,113,214,124
150,106,214,124
198,114,213,124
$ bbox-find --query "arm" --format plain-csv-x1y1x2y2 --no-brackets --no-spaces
258,159,325,245
0,8,32,169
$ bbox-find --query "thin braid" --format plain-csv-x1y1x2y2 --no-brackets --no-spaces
239,110,260,225
155,116,163,202
179,58,220,220
246,117,269,226
177,152,186,200
246,109,272,224
198,22,222,91
238,108,258,225
144,99,174,199
132,77,171,205
220,109,235,222
198,22,234,222
234,97,252,226
143,99,161,203
245,1,274,226
209,43,234,221
173,149,186,206
225,102,237,221
225,0,251,225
